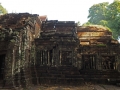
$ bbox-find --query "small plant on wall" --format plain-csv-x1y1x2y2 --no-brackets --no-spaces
97,44,107,47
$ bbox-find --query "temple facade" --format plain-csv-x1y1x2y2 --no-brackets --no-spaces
35,20,79,67
77,26,120,70
0,13,41,87
0,13,120,88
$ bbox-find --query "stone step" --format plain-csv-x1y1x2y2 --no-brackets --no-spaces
36,68,79,73
0,87,13,90
38,77,84,84
37,74,80,78
39,70,80,74
65,75,82,78
59,67,78,70
35,66,49,68
37,71,80,76
79,70,120,75
46,70,62,74
36,66,79,76
31,66,120,85
37,73,53,77
38,74,119,79
31,77,38,85
81,75,119,79
61,71,79,74
80,69,119,73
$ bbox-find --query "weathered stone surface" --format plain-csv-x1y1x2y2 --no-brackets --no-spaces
0,13,120,89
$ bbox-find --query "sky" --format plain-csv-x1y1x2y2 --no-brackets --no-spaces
0,0,114,24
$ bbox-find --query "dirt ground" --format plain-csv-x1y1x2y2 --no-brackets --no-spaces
17,83,120,90
1,83,120,90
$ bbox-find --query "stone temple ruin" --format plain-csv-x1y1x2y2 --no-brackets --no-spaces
0,13,120,88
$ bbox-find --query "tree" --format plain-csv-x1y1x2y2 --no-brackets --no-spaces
0,3,7,15
82,22,92,26
88,2,109,24
87,0,120,39
106,0,120,38
77,21,81,26
107,0,120,20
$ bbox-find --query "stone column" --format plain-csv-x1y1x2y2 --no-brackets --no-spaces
72,50,74,66
42,50,45,65
12,48,15,87
44,50,47,65
59,50,62,66
40,50,43,65
52,49,54,66
39,50,41,65
48,51,50,65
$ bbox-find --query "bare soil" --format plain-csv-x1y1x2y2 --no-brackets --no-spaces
17,83,120,90
1,83,120,90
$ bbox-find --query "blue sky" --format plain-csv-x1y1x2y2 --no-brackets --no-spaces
0,0,113,24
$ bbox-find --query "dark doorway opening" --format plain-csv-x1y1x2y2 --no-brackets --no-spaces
0,54,5,83
101,56,115,69
49,50,53,65
82,54,96,69
61,51,72,65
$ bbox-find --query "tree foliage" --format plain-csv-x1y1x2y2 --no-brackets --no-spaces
87,0,120,39
82,22,93,26
88,2,109,24
77,21,81,26
0,3,7,15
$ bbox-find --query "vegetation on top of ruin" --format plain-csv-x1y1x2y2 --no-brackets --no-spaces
85,0,120,39
96,43,107,47
81,24,112,32
0,3,7,15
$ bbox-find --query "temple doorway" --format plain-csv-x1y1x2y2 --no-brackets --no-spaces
82,54,96,69
61,51,72,65
101,56,115,69
0,54,5,86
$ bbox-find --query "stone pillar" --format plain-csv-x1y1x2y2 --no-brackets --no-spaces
56,48,59,66
60,50,62,66
44,50,47,65
75,49,77,67
39,50,41,65
5,48,15,88
97,54,102,70
42,50,45,65
41,51,43,65
114,56,117,70
54,47,59,66
58,50,60,66
48,51,50,65
72,50,74,66
52,49,54,66
12,49,15,87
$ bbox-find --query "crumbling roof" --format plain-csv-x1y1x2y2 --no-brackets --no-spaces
0,13,39,29
77,25,111,32
39,15,47,21
40,20,76,37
